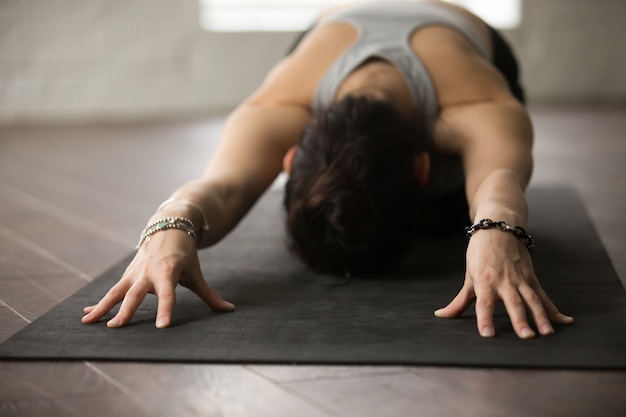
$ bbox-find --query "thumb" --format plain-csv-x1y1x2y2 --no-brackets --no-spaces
434,282,474,318
186,270,235,312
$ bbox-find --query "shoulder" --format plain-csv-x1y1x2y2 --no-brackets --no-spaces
247,23,358,109
433,99,532,158
406,2,516,110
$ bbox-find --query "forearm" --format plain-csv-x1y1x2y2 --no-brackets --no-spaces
143,104,307,251
469,168,529,228
147,178,258,249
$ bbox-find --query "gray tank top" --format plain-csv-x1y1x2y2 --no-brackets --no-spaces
312,1,492,196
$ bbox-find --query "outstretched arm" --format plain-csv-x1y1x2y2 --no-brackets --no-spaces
81,21,351,328
434,100,574,338
81,101,311,328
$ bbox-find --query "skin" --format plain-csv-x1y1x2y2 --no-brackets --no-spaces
82,0,573,337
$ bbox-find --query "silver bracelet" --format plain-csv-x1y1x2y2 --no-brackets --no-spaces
465,218,535,252
136,217,197,250
157,198,210,239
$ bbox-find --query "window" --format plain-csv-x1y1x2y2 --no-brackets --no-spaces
199,0,521,32
448,0,521,29
199,0,342,32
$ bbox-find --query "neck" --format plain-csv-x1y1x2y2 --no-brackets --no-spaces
336,60,415,118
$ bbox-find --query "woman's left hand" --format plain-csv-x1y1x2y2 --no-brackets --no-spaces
434,229,574,338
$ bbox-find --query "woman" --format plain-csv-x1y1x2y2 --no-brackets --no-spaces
82,0,574,338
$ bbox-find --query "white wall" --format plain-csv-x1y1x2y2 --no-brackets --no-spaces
0,0,624,126
513,0,626,103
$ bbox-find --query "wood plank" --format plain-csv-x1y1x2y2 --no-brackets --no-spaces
0,394,152,417
0,198,130,278
0,397,79,417
530,106,626,284
54,393,152,417
0,231,69,278
0,362,122,401
0,273,86,321
93,363,332,417
1,275,63,322
0,121,222,227
0,362,150,417
0,180,138,247
283,367,626,417
0,304,29,344
282,370,467,416
409,367,626,417
247,364,406,383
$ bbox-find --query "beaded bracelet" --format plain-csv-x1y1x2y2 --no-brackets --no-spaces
465,218,535,252
157,198,210,240
135,217,197,250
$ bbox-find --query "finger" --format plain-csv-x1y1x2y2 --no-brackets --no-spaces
83,305,96,314
474,286,497,338
500,287,535,339
554,312,575,325
519,284,554,336
531,283,575,325
81,282,130,324
434,281,474,319
107,281,149,328
187,271,235,312
154,282,176,329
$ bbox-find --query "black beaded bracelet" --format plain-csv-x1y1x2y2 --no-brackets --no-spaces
465,218,535,252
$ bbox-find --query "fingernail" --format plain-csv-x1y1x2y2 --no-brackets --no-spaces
156,317,169,328
434,309,443,317
224,301,236,310
480,327,495,337
541,324,554,335
107,317,121,328
560,313,575,323
521,328,535,339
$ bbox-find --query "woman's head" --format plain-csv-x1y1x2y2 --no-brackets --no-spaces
284,95,432,275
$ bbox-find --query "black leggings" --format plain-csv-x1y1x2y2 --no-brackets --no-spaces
488,26,525,104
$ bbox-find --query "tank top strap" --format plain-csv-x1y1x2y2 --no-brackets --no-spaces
313,1,491,129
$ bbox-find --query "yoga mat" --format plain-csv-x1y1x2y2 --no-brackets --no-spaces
1,187,625,369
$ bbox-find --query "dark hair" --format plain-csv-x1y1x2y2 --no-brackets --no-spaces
284,95,431,275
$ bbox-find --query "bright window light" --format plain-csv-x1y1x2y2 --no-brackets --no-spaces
200,0,521,32
444,0,521,29
199,0,343,32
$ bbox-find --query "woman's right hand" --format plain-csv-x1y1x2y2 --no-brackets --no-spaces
81,228,235,329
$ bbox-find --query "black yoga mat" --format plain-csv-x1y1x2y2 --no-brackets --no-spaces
1,187,625,369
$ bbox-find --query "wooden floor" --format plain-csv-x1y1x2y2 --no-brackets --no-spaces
1,105,625,417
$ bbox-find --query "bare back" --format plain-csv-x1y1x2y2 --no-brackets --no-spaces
246,1,518,156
